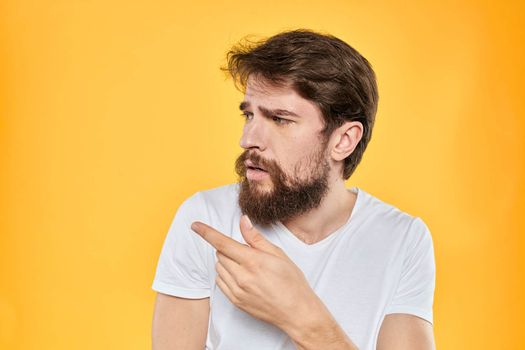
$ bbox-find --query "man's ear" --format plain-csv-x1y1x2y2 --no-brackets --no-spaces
329,121,363,161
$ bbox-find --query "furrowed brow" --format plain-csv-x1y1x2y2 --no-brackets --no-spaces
258,106,300,118
239,101,300,118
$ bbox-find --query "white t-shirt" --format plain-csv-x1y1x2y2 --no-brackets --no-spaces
152,183,436,350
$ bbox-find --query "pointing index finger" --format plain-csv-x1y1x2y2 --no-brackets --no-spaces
191,221,251,263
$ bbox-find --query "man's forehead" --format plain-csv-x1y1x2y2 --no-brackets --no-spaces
244,76,303,109
245,74,294,96
242,77,323,121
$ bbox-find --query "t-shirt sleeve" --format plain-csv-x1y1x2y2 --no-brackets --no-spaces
151,192,212,299
385,216,436,325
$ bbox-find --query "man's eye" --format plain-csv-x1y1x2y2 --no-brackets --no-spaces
240,112,291,125
240,112,253,120
272,116,291,125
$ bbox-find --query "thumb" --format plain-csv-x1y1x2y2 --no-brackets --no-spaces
240,215,284,257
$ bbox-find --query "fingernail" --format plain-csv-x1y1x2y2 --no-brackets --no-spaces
244,215,253,229
191,222,201,232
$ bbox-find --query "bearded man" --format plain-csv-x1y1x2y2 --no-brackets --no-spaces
151,29,436,350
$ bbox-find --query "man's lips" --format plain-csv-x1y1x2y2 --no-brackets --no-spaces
245,159,267,172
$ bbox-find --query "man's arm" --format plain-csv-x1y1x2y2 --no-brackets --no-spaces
151,292,210,350
283,299,358,350
377,313,436,350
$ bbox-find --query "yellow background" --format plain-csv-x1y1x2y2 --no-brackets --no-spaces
1,0,524,348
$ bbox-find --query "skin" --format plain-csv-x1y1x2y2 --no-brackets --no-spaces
190,75,436,349
238,75,361,243
151,293,209,349
191,215,357,349
234,128,332,228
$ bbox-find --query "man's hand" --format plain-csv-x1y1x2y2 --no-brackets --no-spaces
190,215,318,330
191,215,358,349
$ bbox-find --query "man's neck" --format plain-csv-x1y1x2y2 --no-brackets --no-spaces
280,178,357,245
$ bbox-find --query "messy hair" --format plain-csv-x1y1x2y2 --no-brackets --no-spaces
221,28,379,180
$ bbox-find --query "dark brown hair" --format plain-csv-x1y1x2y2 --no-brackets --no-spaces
222,28,379,180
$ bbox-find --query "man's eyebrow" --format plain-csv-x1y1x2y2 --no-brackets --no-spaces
239,101,250,111
239,101,300,118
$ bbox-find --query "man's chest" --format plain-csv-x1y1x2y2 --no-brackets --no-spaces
205,252,398,350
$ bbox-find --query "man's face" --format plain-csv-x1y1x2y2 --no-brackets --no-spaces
234,75,334,226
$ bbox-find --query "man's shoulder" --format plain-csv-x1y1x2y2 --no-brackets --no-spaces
358,187,415,222
195,182,239,201
182,182,240,214
357,188,433,248
357,187,427,239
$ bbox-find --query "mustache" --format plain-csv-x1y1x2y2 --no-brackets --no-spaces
237,151,272,170
235,151,280,180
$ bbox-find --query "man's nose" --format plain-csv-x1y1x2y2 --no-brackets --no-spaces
239,116,267,151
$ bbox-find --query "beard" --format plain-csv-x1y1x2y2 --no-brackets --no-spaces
234,139,331,227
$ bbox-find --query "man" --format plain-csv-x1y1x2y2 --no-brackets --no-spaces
151,29,436,350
